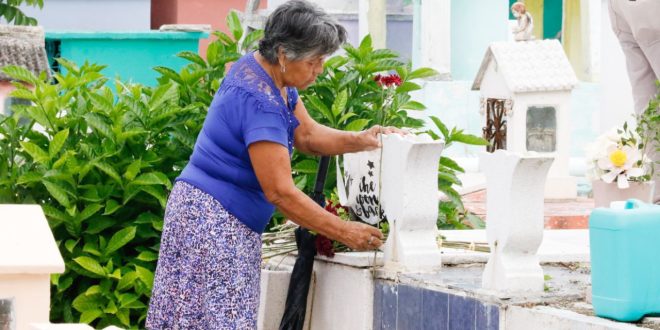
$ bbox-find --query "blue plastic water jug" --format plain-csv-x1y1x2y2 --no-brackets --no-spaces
589,199,660,322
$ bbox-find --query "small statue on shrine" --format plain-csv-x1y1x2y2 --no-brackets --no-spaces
511,2,534,41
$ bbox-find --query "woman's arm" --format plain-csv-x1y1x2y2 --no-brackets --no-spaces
292,96,404,156
248,141,383,250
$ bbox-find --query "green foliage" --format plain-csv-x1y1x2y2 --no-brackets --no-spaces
0,0,42,25
0,12,488,327
302,35,429,130
0,59,204,328
426,115,488,229
0,13,253,328
155,11,262,108
636,81,660,179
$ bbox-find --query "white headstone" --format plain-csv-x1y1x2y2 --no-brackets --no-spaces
0,205,65,330
479,150,553,294
338,134,444,271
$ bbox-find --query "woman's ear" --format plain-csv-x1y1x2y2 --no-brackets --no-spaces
277,47,286,67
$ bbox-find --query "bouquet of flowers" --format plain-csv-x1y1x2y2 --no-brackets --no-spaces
261,195,352,260
585,122,652,189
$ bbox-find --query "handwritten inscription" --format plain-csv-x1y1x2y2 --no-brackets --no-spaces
352,160,385,224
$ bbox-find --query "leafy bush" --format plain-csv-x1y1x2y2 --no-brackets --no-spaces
425,116,488,228
0,0,42,25
154,11,263,109
636,81,659,178
0,12,486,328
0,12,257,328
0,59,205,328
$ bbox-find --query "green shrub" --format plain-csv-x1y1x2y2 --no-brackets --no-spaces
0,0,42,25
0,59,205,328
0,11,259,328
0,12,486,328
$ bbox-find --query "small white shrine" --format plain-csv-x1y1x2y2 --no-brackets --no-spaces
472,39,578,199
0,205,65,330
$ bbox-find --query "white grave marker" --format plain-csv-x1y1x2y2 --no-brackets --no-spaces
479,150,553,294
338,133,444,271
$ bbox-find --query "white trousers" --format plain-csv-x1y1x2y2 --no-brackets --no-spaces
609,0,660,201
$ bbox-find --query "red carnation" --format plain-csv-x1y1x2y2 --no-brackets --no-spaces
315,234,335,258
374,73,402,88
324,201,338,215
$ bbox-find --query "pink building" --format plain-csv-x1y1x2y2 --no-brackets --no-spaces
151,0,268,56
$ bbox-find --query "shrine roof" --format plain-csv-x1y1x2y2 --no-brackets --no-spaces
471,39,578,93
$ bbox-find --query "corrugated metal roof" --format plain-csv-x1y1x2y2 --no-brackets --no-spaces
0,25,50,82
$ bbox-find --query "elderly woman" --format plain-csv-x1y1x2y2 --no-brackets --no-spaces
146,1,400,328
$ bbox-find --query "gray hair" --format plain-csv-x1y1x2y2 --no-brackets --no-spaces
258,0,347,64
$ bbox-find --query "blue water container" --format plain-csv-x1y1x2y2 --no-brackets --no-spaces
589,199,660,322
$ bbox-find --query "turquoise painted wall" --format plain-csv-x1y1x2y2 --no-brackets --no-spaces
46,31,208,86
450,0,509,81
543,0,563,40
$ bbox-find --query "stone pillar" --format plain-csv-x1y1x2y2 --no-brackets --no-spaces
0,205,65,330
479,150,553,295
412,0,450,76
359,0,386,49
380,134,444,271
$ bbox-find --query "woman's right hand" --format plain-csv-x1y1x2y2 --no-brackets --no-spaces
337,221,385,251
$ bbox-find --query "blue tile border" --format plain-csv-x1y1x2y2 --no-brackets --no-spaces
422,288,449,330
476,302,500,330
448,294,477,330
374,281,384,329
397,285,422,330
381,283,398,330
374,280,501,330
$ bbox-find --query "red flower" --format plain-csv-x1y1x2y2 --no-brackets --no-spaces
324,200,348,216
374,73,402,88
315,234,335,258
324,201,338,216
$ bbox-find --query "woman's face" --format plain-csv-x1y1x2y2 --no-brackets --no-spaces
282,55,326,90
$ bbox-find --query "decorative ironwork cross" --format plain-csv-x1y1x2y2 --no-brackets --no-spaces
482,98,508,152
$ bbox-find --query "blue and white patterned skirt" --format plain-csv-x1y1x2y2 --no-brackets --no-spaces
146,181,262,329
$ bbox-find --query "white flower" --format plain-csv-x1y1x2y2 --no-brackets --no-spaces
586,122,650,188
596,145,645,189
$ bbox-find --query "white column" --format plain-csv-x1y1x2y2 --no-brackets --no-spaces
412,0,450,75
359,0,387,49
581,0,601,82
380,134,445,271
479,150,554,295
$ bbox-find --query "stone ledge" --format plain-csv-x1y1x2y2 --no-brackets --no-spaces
505,306,652,330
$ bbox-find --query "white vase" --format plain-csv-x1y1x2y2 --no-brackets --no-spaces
591,180,656,208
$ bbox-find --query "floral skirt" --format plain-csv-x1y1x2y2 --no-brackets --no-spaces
146,181,262,329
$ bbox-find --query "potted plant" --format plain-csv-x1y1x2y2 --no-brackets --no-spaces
586,122,655,207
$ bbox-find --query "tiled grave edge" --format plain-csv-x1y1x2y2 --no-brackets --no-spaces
373,280,499,330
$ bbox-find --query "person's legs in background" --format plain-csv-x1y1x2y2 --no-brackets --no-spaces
609,0,660,202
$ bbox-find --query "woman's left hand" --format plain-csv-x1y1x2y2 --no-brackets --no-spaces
358,125,410,151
